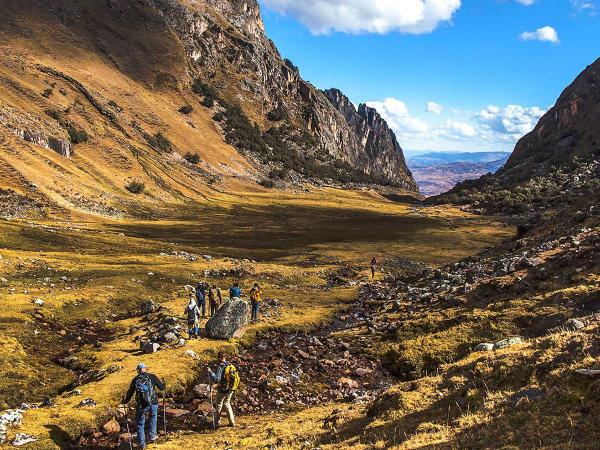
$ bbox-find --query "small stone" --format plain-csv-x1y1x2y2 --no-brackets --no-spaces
493,337,523,350
474,343,494,352
102,419,121,435
78,398,96,408
32,298,45,307
297,349,310,359
564,318,585,331
354,368,372,377
185,349,199,359
12,433,37,446
338,377,359,389
192,384,211,399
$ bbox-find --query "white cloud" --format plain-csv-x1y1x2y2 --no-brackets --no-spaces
476,104,546,143
519,26,560,43
571,0,597,16
365,98,546,151
260,0,462,35
426,101,443,115
515,0,536,5
366,98,429,134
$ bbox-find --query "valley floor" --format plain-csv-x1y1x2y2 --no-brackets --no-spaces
0,189,511,449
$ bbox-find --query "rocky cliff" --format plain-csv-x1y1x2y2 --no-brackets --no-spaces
0,0,417,220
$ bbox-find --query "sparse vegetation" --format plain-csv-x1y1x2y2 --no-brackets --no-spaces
267,105,288,122
42,88,53,98
178,105,194,115
147,132,172,152
66,125,89,144
184,152,201,164
125,179,145,194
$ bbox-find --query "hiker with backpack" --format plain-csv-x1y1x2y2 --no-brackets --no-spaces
249,283,261,322
208,285,219,317
229,282,242,300
371,257,377,279
184,294,200,339
208,352,239,428
196,282,207,318
120,363,166,449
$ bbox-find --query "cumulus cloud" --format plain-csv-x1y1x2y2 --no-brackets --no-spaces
367,98,429,137
515,0,536,5
365,98,546,150
426,101,443,115
260,0,462,35
476,104,546,143
519,26,560,43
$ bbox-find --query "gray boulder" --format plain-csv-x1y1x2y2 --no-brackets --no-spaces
205,298,250,339
564,318,585,331
493,336,523,350
474,343,494,352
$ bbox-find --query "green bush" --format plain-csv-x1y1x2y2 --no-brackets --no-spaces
267,106,288,122
178,105,193,114
212,112,224,122
147,132,172,152
125,180,145,194
184,152,201,164
42,88,53,98
200,97,215,108
67,126,89,144
259,179,275,188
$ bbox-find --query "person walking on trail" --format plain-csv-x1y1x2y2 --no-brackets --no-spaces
184,295,200,339
208,285,219,317
249,283,261,322
196,282,207,318
216,286,223,306
371,257,377,279
229,282,242,300
208,352,239,428
120,363,166,449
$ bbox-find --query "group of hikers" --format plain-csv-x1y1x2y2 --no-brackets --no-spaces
185,281,262,339
119,259,378,448
120,352,238,449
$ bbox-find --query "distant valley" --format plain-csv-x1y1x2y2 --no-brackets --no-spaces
407,151,510,196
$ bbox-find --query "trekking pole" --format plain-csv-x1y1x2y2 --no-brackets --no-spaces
163,387,167,436
124,405,133,450
208,369,217,430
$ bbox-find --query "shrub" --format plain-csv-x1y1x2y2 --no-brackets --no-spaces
200,97,215,108
148,132,172,152
67,126,89,144
42,88,53,98
178,105,194,115
212,112,224,122
184,152,201,164
267,106,288,122
259,179,275,188
125,180,145,194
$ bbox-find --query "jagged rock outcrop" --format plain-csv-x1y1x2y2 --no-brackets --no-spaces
149,0,418,189
324,89,417,190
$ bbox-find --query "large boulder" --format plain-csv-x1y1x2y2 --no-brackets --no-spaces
205,298,249,340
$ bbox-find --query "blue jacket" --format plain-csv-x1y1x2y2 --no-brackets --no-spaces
210,361,229,384
229,286,241,298
196,285,206,303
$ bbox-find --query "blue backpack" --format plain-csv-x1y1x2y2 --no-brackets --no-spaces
135,374,155,406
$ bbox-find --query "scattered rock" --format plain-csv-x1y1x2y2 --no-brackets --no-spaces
102,419,121,435
564,318,585,331
509,388,545,406
493,337,523,350
338,378,359,389
32,298,45,307
0,410,24,443
12,433,37,446
141,342,160,354
474,343,494,352
78,398,97,408
192,384,211,399
575,368,600,378
185,349,199,359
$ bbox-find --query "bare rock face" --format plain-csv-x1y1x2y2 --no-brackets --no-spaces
205,298,250,340
504,57,600,175
152,0,418,189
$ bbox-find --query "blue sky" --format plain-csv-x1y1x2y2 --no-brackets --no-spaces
259,0,600,152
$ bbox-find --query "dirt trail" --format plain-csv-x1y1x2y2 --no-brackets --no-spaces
77,282,395,449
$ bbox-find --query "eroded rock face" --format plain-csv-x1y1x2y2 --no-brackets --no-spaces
205,297,249,340
504,58,600,175
152,0,418,189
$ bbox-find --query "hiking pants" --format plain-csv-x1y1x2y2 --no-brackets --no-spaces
215,390,235,426
136,403,158,448
188,322,199,338
210,302,217,317
199,299,206,317
251,303,259,321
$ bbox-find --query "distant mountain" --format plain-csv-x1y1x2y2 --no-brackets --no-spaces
407,151,511,166
407,152,509,196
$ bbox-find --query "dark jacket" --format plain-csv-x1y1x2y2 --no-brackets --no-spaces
123,373,165,405
229,286,242,299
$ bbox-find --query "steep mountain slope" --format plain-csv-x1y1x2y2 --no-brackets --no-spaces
0,0,417,221
434,58,600,213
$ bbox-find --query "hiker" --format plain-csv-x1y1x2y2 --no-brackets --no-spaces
229,282,242,299
371,257,377,279
249,283,261,322
208,352,239,428
184,294,200,339
120,363,166,449
216,286,223,306
208,285,219,317
196,282,207,318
